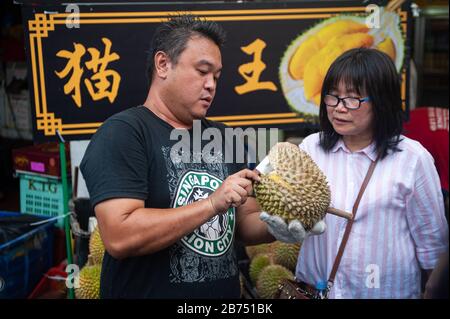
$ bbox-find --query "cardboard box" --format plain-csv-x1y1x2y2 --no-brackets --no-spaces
12,142,71,177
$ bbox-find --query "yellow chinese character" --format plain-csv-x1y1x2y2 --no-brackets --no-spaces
84,38,121,103
55,43,86,107
234,38,277,95
55,37,121,107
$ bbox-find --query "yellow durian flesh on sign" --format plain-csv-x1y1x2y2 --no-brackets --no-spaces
315,19,369,47
339,32,374,52
288,36,322,80
288,19,369,81
377,37,396,62
303,32,373,100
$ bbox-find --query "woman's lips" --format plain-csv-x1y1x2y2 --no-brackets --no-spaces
333,118,351,124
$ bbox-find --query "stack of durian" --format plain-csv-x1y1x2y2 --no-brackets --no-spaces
74,225,104,299
245,242,301,299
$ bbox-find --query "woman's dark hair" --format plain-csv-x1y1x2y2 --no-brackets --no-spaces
319,48,404,159
146,14,226,86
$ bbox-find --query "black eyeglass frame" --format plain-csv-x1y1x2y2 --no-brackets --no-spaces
324,94,371,110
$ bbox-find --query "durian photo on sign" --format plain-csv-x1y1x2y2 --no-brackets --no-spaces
279,7,405,120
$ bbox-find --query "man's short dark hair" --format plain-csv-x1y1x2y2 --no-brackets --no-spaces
146,14,226,86
319,48,404,159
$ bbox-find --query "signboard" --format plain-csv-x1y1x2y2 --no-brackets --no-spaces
18,1,412,141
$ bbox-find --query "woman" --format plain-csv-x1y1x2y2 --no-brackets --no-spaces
292,48,447,298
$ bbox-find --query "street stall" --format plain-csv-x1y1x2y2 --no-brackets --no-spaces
4,0,417,299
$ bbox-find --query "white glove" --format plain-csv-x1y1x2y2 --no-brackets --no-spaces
260,211,326,244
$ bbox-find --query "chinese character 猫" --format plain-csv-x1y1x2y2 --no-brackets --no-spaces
235,38,277,95
55,37,121,107
84,38,121,103
55,43,86,107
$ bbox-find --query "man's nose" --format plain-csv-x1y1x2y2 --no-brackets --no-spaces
204,74,216,91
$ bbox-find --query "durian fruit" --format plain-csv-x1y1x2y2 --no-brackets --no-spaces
239,273,245,297
303,32,374,100
254,142,331,230
289,19,369,80
245,243,273,260
272,242,301,272
75,264,101,299
256,264,294,299
89,226,105,265
282,9,404,111
377,37,396,61
249,253,272,284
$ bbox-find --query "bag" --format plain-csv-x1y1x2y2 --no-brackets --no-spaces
275,279,321,299
275,156,381,300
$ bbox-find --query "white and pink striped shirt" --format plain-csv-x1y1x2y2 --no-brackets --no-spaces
296,133,448,299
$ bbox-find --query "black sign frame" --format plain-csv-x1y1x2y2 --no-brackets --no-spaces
19,1,412,141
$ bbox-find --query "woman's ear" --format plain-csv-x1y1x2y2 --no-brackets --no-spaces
154,51,170,79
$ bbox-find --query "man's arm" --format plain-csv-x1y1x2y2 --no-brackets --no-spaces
95,168,260,259
95,197,216,259
235,197,275,245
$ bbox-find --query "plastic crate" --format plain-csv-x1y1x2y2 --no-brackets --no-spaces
0,211,56,299
19,173,71,228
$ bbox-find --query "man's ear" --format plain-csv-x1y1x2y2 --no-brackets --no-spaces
154,51,171,79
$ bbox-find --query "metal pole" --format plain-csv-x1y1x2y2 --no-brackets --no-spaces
57,129,75,299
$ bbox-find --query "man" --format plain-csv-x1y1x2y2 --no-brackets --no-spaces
81,15,313,299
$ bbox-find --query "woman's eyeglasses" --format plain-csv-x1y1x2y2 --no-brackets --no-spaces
324,94,370,110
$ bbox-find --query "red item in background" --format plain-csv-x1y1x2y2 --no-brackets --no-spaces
12,142,71,178
28,263,67,299
404,107,449,192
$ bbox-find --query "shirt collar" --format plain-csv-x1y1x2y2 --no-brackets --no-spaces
331,138,378,161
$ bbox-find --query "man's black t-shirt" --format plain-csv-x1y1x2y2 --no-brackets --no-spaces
80,106,245,298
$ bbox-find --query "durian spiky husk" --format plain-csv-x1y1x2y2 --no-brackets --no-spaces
89,226,105,265
272,242,301,272
75,264,101,299
239,273,245,297
256,264,294,299
249,253,272,284
254,142,331,230
245,243,273,260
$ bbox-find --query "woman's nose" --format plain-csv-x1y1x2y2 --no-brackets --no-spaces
335,99,348,112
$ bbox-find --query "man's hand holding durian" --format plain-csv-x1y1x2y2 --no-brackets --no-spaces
208,169,261,212
260,212,326,244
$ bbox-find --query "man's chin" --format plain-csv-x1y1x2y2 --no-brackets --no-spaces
193,109,209,120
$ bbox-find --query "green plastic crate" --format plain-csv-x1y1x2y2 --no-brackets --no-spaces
19,173,71,228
